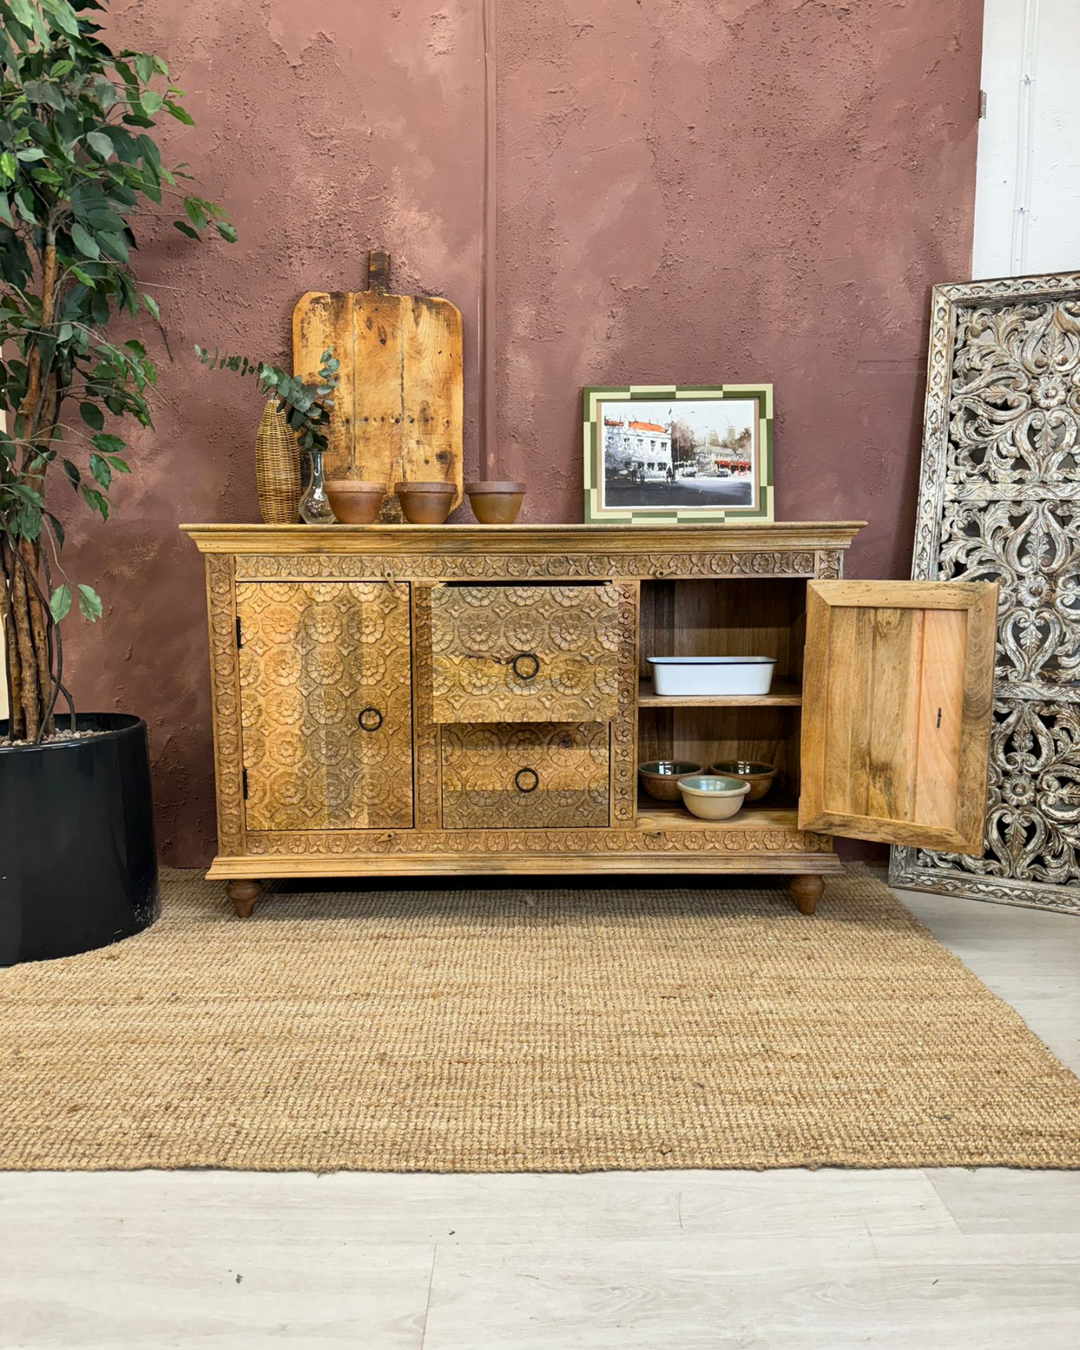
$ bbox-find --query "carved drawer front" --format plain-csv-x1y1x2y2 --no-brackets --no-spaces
236,580,413,831
441,722,610,829
430,583,620,723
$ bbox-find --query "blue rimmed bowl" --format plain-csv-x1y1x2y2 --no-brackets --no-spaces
677,774,751,821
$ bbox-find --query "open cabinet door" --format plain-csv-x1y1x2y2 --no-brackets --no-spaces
799,581,997,853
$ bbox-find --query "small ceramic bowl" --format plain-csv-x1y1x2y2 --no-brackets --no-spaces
709,759,777,803
638,760,702,802
395,481,455,524
325,480,386,524
677,774,751,821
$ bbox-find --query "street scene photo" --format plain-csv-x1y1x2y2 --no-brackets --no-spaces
599,398,758,510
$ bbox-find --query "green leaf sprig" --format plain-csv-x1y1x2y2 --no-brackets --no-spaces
194,346,339,456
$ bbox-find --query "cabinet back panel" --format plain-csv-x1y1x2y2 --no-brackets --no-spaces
639,579,805,681
636,706,800,795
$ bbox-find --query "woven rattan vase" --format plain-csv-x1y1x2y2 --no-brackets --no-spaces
254,399,301,524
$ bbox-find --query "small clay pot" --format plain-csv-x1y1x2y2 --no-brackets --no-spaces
465,480,527,525
710,759,778,803
395,480,455,525
325,480,386,524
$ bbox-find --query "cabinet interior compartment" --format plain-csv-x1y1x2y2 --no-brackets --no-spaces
639,577,807,688
637,577,807,813
638,705,802,804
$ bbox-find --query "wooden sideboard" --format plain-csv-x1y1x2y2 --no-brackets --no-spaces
183,523,997,918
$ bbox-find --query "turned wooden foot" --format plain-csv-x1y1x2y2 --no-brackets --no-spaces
226,880,264,918
789,875,825,916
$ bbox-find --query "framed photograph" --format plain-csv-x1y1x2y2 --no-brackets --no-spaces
582,384,773,524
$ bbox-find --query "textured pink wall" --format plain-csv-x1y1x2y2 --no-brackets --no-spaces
61,1,983,866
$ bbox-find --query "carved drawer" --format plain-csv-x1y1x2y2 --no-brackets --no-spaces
441,722,610,829
430,583,620,723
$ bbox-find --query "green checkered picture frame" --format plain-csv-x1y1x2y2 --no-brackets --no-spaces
582,385,774,524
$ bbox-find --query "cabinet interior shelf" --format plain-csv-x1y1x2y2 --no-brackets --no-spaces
635,793,801,831
637,678,803,708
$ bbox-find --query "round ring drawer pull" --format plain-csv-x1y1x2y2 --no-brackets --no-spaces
514,767,539,794
357,706,383,732
510,651,540,681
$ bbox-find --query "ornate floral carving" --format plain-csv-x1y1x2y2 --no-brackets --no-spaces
937,499,1080,691
205,555,244,855
234,550,825,583
410,584,441,827
441,722,609,829
430,584,620,723
245,826,834,856
235,580,413,830
892,274,1080,914
611,582,639,823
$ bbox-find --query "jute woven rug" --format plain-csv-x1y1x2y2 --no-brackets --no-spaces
2,865,1079,1171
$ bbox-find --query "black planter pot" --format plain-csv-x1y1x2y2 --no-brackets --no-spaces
0,714,159,965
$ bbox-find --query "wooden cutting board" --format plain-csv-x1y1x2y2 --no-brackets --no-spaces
292,250,463,520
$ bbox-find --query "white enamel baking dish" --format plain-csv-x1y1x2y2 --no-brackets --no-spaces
646,656,776,697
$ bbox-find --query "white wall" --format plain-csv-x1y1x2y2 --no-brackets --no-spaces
973,0,1080,278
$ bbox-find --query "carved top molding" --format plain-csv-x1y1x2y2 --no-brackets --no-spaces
931,272,1080,306
183,521,865,559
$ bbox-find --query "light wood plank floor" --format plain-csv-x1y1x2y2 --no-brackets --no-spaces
2,885,1078,1349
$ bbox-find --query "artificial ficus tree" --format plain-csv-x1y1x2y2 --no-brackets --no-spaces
0,0,233,743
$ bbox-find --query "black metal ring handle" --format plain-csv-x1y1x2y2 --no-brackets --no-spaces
514,767,539,794
511,651,540,681
357,706,383,732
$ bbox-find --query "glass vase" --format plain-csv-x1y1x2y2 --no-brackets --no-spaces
298,447,337,524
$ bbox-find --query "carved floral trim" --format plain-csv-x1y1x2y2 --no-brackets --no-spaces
234,551,824,582
206,555,244,855
245,827,834,856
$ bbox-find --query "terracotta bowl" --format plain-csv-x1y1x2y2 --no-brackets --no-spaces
709,759,778,803
637,760,702,802
325,480,386,525
395,481,455,525
677,774,751,821
465,481,527,525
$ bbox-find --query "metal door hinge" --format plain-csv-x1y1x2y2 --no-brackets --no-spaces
241,768,249,799
235,615,242,647
979,89,987,119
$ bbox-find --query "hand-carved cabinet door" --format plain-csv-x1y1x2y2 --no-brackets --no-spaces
799,580,998,852
430,583,620,723
236,581,413,831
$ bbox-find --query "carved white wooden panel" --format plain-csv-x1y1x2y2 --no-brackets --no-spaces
891,274,1080,915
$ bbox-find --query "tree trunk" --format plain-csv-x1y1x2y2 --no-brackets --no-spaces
1,538,53,742
21,543,51,718
2,545,25,741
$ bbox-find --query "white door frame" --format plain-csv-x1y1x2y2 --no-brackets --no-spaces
973,0,1080,278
